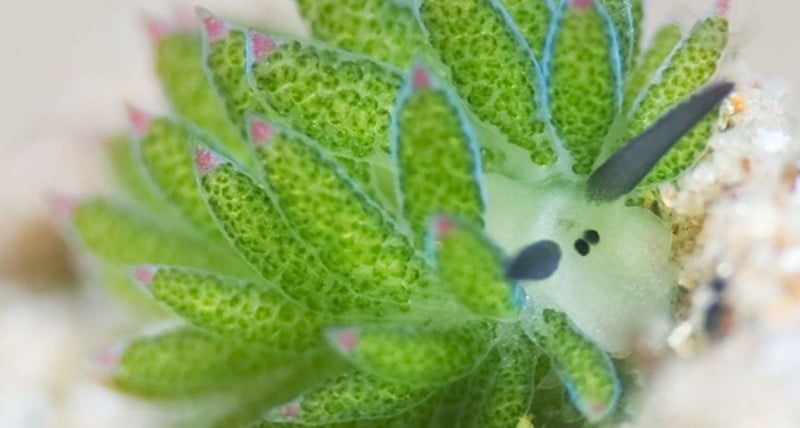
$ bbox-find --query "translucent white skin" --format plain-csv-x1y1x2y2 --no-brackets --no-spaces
484,173,674,355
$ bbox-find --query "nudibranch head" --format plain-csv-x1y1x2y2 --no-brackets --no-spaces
490,82,733,352
489,176,674,352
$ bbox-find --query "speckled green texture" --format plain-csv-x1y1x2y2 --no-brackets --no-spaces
252,129,427,308
246,33,405,195
98,264,168,317
212,353,352,428
253,383,465,428
107,135,165,211
630,0,644,57
393,69,485,238
199,160,395,317
249,35,403,159
456,333,541,427
72,2,733,426
548,1,619,174
137,118,222,238
598,0,635,74
526,354,585,427
205,29,269,136
113,328,282,397
623,24,682,112
148,267,325,352
617,16,728,186
502,0,552,59
156,32,247,160
268,373,434,424
418,0,555,165
334,323,493,387
432,218,517,319
295,0,428,67
527,310,619,422
642,111,717,188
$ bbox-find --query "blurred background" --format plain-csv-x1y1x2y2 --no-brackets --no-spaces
0,0,797,426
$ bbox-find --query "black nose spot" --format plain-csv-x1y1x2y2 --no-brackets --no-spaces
574,239,590,256
506,240,562,281
583,229,600,245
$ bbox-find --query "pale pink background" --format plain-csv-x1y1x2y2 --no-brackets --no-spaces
0,1,796,426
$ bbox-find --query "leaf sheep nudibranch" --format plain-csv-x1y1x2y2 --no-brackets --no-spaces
66,1,735,426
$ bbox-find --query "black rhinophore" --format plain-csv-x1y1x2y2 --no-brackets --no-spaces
586,82,735,202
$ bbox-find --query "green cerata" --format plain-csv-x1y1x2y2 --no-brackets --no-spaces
64,0,732,426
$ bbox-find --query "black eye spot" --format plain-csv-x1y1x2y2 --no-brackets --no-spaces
574,239,590,256
583,229,600,245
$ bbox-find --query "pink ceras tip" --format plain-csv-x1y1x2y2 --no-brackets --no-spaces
93,342,126,376
133,266,157,288
194,147,222,175
49,193,78,219
280,401,301,420
249,118,275,145
126,105,152,138
585,400,610,422
144,15,172,43
434,216,455,237
412,67,432,90
197,8,228,43
572,0,593,9
334,329,359,353
250,33,276,62
715,0,731,16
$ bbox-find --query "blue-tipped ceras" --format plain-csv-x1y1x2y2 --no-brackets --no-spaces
62,0,732,426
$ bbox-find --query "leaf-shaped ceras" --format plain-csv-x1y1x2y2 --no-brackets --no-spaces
392,65,486,240
328,322,494,387
295,0,429,67
153,24,247,160
199,9,270,138
133,266,327,353
245,29,404,193
245,118,445,313
195,147,411,318
429,216,520,320
417,0,555,165
610,10,729,187
547,0,621,174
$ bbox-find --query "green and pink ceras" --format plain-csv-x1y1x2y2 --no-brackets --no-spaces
62,0,732,426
